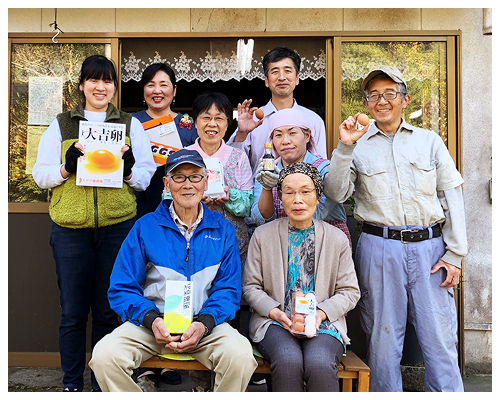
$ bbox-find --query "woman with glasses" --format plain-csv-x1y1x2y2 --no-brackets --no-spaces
250,108,351,249
186,92,253,267
133,63,198,218
242,163,360,391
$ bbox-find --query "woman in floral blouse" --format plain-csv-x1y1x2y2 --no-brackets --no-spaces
133,63,198,217
186,92,253,266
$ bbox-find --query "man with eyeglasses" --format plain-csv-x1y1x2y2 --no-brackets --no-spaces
90,148,257,391
324,66,467,392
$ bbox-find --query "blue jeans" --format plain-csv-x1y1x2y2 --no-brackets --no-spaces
256,324,344,391
355,226,463,392
50,218,135,390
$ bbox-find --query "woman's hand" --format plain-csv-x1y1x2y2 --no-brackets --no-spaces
256,158,279,191
339,113,370,145
121,145,135,180
269,308,293,333
315,309,327,330
213,186,230,206
61,142,84,178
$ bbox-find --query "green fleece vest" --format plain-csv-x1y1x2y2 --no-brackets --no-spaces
49,103,136,228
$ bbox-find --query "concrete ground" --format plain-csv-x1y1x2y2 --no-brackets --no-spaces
8,366,491,392
7,367,269,392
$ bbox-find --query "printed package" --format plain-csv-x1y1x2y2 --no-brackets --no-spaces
163,281,193,334
291,291,318,338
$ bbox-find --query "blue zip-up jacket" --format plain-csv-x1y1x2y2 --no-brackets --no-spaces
108,199,242,332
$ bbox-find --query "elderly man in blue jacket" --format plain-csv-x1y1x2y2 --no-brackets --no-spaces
90,149,257,392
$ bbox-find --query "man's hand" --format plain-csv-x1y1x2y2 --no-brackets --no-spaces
431,259,461,288
339,113,370,145
234,99,263,141
167,321,206,353
152,318,181,346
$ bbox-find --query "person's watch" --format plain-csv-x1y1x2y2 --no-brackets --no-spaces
202,323,209,338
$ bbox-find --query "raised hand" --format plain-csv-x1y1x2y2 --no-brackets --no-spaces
339,113,370,145
235,99,264,140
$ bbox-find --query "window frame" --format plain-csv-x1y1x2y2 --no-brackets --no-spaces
327,34,461,172
7,36,119,213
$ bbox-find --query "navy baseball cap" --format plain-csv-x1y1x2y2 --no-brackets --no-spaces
164,149,206,175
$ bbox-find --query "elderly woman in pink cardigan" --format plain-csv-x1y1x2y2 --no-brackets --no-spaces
242,162,360,392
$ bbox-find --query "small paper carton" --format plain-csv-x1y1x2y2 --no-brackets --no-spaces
204,157,225,198
163,281,193,334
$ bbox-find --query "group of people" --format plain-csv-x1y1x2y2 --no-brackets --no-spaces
32,46,467,393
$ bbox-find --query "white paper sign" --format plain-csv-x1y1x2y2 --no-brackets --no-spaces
28,76,63,126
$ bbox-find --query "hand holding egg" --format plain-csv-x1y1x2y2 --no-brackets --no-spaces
291,291,318,338
339,113,370,145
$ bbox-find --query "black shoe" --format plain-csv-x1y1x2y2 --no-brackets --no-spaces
159,370,182,385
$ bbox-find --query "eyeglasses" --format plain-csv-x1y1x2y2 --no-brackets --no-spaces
167,174,205,183
199,115,227,124
365,91,401,102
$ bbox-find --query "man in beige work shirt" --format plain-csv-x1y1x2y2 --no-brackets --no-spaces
324,66,467,392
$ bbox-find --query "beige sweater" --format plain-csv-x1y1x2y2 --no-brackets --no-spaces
242,217,360,344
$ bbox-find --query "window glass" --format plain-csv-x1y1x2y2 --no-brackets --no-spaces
341,41,448,144
8,43,109,203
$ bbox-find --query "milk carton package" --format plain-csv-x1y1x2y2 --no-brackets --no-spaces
163,281,193,334
204,157,225,199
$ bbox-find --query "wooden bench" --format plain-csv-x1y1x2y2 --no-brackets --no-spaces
141,349,369,392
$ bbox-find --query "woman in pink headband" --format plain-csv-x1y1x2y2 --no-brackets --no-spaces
249,108,351,249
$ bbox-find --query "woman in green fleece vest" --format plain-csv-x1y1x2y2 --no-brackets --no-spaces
32,55,155,392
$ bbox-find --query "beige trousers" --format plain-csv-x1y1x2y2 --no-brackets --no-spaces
89,321,257,392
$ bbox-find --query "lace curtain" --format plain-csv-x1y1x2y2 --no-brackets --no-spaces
121,38,326,83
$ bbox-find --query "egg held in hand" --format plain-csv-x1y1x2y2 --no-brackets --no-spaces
357,113,370,126
255,108,264,120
